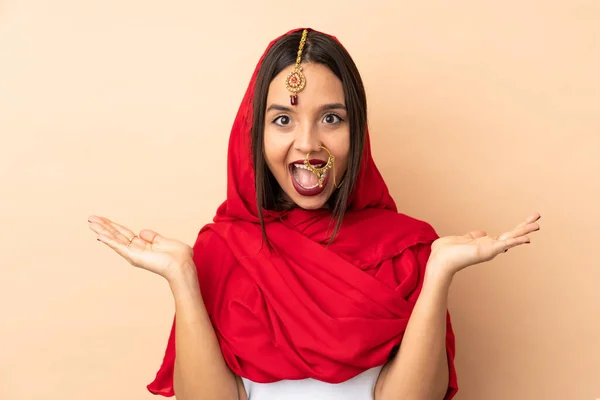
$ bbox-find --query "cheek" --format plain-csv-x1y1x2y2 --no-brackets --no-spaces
333,133,351,172
263,131,288,172
336,154,350,175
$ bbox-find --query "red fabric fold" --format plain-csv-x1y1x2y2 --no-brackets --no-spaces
146,27,457,399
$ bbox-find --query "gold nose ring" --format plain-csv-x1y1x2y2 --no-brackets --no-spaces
304,146,343,189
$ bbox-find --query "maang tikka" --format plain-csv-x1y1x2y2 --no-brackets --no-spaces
285,29,308,106
287,31,342,189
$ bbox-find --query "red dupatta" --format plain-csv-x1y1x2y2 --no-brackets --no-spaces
147,28,458,398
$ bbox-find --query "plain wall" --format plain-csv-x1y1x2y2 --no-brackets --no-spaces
1,0,598,399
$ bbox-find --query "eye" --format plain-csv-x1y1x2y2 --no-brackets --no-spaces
323,113,343,124
273,115,291,126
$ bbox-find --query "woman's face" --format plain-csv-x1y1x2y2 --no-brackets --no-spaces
263,63,350,210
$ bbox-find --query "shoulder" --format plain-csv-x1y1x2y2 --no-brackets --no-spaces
190,225,237,274
193,225,226,251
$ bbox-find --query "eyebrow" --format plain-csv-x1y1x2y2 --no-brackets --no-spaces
266,103,347,113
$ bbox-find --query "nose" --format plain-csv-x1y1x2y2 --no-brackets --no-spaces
293,123,321,155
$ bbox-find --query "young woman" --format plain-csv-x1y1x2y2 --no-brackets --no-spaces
88,28,541,400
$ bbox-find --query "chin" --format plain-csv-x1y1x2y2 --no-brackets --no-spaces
287,191,332,210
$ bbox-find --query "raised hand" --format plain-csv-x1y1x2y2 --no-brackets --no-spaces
88,215,194,281
428,213,541,276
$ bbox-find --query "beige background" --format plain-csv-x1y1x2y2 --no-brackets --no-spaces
1,0,598,399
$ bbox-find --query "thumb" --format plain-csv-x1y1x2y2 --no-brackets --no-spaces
139,229,163,244
465,230,487,239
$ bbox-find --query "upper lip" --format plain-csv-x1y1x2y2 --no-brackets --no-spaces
290,159,326,166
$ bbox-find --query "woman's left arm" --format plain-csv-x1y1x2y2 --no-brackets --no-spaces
375,212,541,400
374,265,453,400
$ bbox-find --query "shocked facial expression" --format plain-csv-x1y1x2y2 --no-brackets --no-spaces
263,63,350,210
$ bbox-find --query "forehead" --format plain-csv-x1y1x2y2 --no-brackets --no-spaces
266,63,344,109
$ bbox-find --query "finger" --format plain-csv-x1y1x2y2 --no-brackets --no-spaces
89,221,115,237
88,216,117,233
139,229,163,244
497,212,541,240
88,215,103,223
88,215,121,227
97,233,136,263
128,235,148,249
88,215,111,233
110,221,137,242
514,222,540,237
514,212,542,230
526,212,541,223
497,222,540,241
89,220,132,245
89,215,121,224
495,235,531,253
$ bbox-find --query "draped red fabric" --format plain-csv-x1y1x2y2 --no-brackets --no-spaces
146,28,458,398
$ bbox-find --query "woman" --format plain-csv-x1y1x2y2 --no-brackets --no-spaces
88,28,540,399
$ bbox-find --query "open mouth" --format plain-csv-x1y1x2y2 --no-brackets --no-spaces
289,159,329,196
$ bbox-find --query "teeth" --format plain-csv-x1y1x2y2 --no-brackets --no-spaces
293,163,323,170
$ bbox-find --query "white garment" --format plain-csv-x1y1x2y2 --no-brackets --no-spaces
242,366,383,400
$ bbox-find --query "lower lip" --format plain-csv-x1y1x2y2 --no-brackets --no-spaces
290,165,329,197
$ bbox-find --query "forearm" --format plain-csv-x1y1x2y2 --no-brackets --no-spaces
377,265,452,400
169,262,239,400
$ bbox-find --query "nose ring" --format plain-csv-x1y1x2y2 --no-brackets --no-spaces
304,146,335,188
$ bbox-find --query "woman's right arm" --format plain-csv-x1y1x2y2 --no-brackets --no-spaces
169,261,243,400
88,216,246,400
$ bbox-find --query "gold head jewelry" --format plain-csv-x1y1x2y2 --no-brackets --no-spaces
304,146,343,189
285,29,308,106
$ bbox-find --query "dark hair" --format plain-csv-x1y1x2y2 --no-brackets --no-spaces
252,30,367,245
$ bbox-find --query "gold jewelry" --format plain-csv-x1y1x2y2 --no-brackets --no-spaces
285,29,308,106
128,235,136,246
304,146,343,189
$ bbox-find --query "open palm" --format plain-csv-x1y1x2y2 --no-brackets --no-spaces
88,215,194,280
430,213,541,274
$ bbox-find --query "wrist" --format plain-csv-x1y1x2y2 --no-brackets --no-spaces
423,259,455,287
166,259,199,290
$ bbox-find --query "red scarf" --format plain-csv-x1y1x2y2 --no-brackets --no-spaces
147,28,458,398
